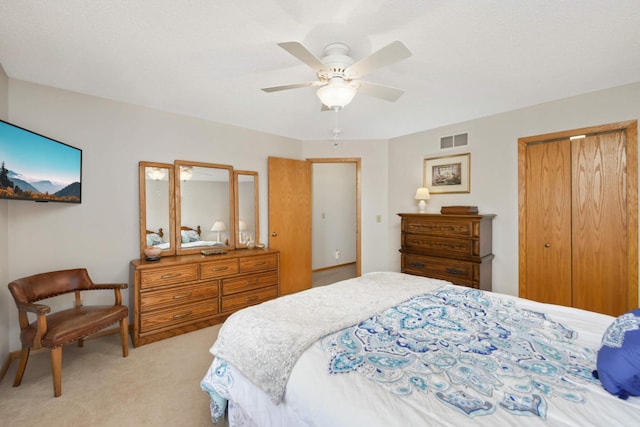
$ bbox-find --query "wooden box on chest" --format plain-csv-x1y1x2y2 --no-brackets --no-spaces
130,248,279,347
398,213,495,291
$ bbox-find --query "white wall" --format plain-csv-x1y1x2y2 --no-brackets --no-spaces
311,163,356,269
0,63,9,361
388,82,640,297
302,139,390,274
5,79,301,351
3,76,639,357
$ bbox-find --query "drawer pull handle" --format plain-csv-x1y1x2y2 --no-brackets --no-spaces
244,296,259,303
246,280,259,285
410,262,425,269
211,266,229,272
446,267,465,275
173,311,192,319
173,293,192,299
160,273,182,279
252,261,266,266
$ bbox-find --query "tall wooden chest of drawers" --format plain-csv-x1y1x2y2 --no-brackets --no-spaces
130,248,279,347
398,213,495,291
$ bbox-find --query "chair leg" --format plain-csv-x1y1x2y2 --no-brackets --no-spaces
120,317,129,357
50,346,62,397
78,337,84,348
13,346,30,387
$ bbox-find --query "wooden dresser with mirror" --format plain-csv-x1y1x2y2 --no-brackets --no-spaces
131,160,277,347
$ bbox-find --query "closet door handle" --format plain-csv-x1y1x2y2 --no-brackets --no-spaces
544,243,551,248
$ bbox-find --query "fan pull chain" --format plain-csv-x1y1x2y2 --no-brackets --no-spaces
332,109,341,148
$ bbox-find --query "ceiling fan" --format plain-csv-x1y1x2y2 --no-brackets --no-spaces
261,41,412,111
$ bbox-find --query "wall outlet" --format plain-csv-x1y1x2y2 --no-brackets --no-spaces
335,249,341,259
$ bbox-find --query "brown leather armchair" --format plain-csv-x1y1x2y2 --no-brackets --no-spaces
8,268,129,397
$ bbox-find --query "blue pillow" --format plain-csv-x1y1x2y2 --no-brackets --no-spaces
181,230,200,243
593,308,640,399
146,233,164,246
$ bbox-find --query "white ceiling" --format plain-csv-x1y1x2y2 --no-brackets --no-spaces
1,1,639,141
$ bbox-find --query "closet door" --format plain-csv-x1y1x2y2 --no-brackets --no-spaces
519,120,637,317
524,139,572,306
571,131,628,315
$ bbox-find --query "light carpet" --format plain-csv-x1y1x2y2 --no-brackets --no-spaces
0,324,222,427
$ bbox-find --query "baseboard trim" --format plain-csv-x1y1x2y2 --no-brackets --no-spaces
0,327,121,383
312,261,356,273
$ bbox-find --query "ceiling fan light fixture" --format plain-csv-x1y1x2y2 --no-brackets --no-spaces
316,78,357,110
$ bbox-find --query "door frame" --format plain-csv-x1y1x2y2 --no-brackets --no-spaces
308,157,361,277
518,120,638,306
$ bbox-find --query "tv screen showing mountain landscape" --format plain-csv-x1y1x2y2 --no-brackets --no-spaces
0,119,81,203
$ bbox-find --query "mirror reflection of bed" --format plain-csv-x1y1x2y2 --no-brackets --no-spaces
179,225,225,249
145,228,170,251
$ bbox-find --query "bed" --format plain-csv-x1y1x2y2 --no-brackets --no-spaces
201,272,640,426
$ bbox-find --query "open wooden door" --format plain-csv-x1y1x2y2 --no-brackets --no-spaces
268,156,312,295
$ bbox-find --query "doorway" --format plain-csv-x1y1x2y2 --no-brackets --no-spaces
309,158,361,286
268,157,361,294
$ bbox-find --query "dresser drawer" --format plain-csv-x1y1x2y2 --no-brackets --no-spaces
201,258,239,279
140,281,219,311
401,253,478,288
221,286,278,312
222,271,278,296
239,254,278,273
403,218,478,239
140,264,199,289
402,234,479,260
140,300,218,333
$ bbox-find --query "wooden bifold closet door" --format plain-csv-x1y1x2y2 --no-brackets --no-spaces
519,121,638,317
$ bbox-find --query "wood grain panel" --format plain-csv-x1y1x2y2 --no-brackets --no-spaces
268,157,312,295
524,139,572,306
571,131,627,315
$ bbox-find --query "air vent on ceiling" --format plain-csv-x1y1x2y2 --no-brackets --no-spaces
440,133,468,149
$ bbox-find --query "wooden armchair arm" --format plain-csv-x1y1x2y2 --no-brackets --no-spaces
15,302,50,349
16,302,51,315
82,283,127,306
90,283,128,291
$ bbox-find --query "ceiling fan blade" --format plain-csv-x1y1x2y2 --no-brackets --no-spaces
346,41,412,78
357,81,405,102
261,81,322,93
277,42,325,72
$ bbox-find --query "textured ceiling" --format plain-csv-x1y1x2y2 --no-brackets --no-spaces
1,1,639,140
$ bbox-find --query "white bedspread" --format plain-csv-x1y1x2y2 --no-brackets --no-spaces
203,273,640,426
209,272,447,403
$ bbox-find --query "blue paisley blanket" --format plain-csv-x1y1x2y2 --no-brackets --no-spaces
202,274,640,425
321,285,598,419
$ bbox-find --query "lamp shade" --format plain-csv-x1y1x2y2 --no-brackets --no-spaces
211,221,227,232
317,77,357,110
415,187,431,200
238,220,248,231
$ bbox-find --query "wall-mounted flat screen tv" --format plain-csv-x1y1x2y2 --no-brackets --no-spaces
0,119,81,203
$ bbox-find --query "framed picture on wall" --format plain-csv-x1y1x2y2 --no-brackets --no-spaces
423,153,470,194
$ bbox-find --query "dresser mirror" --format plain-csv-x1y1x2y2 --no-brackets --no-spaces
234,171,259,249
139,161,175,258
175,160,235,255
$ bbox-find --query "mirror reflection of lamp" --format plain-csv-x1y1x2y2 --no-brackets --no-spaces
415,187,430,213
146,167,166,181
211,221,227,243
180,166,193,181
238,220,248,243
